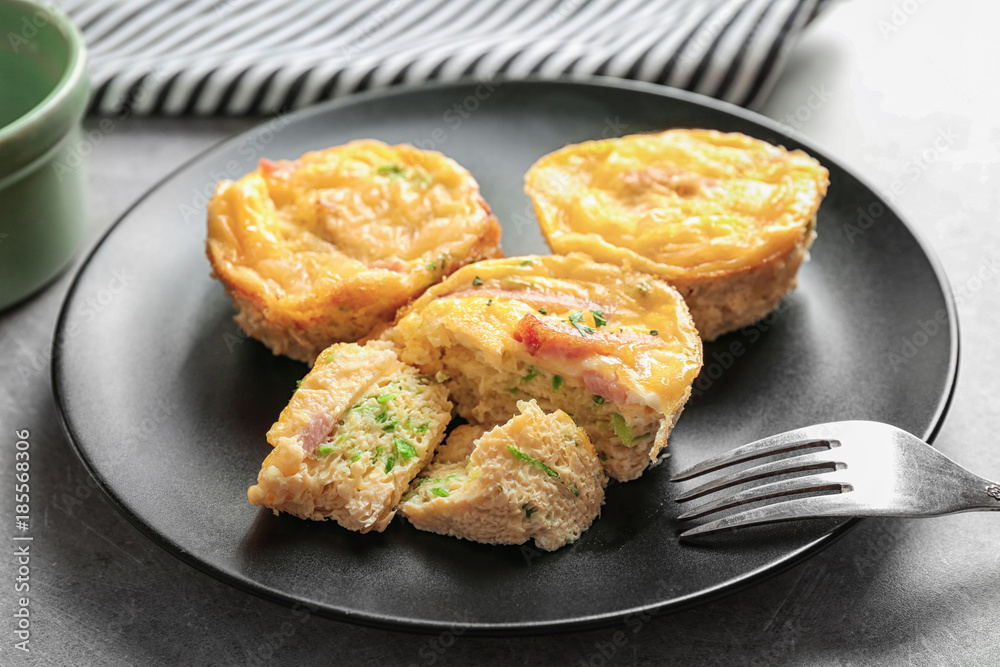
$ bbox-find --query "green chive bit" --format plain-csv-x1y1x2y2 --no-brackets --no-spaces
472,276,484,286
377,164,406,178
538,307,547,315
569,484,580,497
521,367,540,383
598,451,608,462
315,445,333,457
394,438,416,461
592,395,606,405
567,311,596,335
295,378,305,390
320,351,337,363
487,298,493,306
375,409,389,424
350,452,362,462
552,375,564,391
650,329,659,336
384,455,396,473
382,421,397,432
431,487,450,498
518,259,534,267
507,387,520,395
506,445,559,478
611,413,635,447
377,393,396,404
591,310,607,327
426,261,437,270
415,423,429,434
524,505,536,519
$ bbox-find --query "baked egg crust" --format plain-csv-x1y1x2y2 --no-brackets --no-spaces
381,253,703,481
207,140,503,363
525,129,829,340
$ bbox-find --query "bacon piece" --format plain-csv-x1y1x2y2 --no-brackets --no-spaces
298,412,337,456
513,314,614,358
582,370,630,404
368,258,408,273
512,314,659,358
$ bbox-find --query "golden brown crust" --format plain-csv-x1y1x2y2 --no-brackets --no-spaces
206,140,503,363
525,129,828,341
673,227,816,341
380,254,703,481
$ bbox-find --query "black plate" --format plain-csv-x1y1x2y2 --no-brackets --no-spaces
53,78,958,635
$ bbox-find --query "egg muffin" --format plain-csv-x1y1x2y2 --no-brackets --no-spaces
381,253,703,482
525,129,829,341
247,341,452,533
207,140,503,363
399,400,605,551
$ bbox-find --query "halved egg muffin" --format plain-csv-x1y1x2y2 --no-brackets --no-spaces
207,140,503,363
525,129,829,341
399,400,605,551
247,341,452,532
381,253,703,482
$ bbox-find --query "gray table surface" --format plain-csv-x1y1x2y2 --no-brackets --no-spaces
4,0,1000,664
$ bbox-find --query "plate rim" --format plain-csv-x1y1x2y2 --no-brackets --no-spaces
51,75,961,636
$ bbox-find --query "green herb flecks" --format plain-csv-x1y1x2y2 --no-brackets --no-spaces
377,393,396,404
375,409,389,424
394,438,417,462
506,445,559,478
552,375,564,391
507,387,520,395
567,311,596,336
538,307,547,315
611,413,633,446
472,276,484,286
518,259,535,267
521,367,540,383
315,445,333,457
384,455,396,473
523,505,536,519
650,329,659,336
591,310,607,328
592,395,606,405
382,421,397,432
414,423,429,434
377,164,406,179
350,452,362,463
431,487,450,498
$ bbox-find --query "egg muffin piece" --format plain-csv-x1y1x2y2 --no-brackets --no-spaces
400,400,605,551
207,140,503,363
525,129,829,341
247,341,452,532
382,254,703,482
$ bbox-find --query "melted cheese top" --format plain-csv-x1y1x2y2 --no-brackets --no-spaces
389,254,703,414
207,140,498,311
525,129,829,279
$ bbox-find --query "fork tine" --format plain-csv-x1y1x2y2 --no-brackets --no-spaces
678,494,860,539
670,431,832,482
676,472,850,520
674,451,840,502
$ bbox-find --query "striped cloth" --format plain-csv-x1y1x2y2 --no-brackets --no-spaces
61,0,828,116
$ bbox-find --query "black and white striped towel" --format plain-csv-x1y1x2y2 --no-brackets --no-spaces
61,0,828,116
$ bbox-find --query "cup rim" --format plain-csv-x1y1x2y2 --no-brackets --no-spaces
0,0,88,145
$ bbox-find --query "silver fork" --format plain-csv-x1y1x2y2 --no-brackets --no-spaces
671,421,1000,539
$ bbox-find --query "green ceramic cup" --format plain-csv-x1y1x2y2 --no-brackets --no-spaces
0,0,88,310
